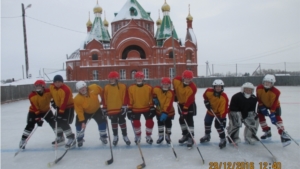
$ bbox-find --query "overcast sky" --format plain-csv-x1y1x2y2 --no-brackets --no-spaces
1,0,300,80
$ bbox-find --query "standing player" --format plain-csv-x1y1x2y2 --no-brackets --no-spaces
127,71,155,144
49,75,76,149
152,77,175,144
19,80,57,149
256,74,291,147
173,70,197,149
200,79,228,149
74,81,108,147
103,71,131,146
227,82,258,145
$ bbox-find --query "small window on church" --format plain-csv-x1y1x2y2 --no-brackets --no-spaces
169,51,173,59
92,53,98,60
129,7,137,16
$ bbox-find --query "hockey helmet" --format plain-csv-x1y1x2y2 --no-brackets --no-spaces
262,74,275,89
76,81,87,90
241,82,255,98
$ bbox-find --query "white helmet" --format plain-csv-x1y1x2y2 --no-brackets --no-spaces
76,81,87,90
212,79,224,86
241,82,255,98
262,74,276,88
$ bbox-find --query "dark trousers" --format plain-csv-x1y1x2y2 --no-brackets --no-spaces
75,108,107,139
203,113,225,139
21,110,55,139
178,102,196,137
56,107,75,139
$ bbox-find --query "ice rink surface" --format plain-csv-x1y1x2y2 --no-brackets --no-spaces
1,86,300,169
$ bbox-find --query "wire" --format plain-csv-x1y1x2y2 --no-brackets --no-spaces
26,15,87,34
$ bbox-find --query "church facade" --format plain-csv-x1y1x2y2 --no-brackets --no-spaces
66,0,198,80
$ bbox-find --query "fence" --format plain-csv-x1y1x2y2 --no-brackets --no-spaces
1,76,300,103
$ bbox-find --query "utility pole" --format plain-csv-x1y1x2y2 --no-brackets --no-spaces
22,3,31,78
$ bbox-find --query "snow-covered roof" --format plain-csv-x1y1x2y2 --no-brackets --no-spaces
156,15,178,41
86,15,111,44
1,70,66,86
185,28,197,46
113,0,153,22
67,48,80,60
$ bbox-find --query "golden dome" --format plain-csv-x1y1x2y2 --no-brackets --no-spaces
156,18,162,25
186,4,193,21
103,19,109,27
93,1,102,14
86,19,92,27
161,0,170,12
186,13,193,21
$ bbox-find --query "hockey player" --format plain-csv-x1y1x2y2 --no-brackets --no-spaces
227,82,258,145
256,74,291,147
74,81,108,147
102,71,131,146
127,71,155,144
19,80,57,149
201,79,228,149
173,70,197,149
152,77,175,144
49,75,76,149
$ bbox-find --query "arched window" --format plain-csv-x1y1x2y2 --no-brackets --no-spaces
131,70,137,79
120,69,126,79
93,70,98,80
92,53,98,60
169,51,174,58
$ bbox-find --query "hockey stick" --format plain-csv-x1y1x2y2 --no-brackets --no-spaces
275,123,299,146
166,132,178,161
14,109,51,157
105,118,114,165
242,120,277,162
209,109,246,162
130,119,146,169
177,104,205,164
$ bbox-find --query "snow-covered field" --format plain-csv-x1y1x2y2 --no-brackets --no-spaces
1,86,300,169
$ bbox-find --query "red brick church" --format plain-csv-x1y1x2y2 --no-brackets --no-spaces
66,0,198,81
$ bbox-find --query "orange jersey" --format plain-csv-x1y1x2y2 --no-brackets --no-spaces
103,82,129,115
256,84,280,112
203,88,229,118
49,83,74,114
172,76,197,110
152,86,175,117
74,84,103,122
128,84,153,113
28,89,52,115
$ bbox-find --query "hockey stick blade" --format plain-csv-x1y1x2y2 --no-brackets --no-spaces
105,158,113,165
48,149,69,167
136,162,146,169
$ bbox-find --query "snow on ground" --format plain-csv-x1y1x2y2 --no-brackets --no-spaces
1,87,300,169
1,70,66,86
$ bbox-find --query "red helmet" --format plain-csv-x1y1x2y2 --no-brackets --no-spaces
108,71,119,79
34,80,46,87
134,71,145,79
182,70,193,79
161,77,171,84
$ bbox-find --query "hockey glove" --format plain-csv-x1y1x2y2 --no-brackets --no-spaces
35,118,44,127
258,106,269,116
160,112,168,122
181,109,188,119
152,97,160,107
269,113,277,125
204,100,211,110
127,109,133,120
50,100,57,109
149,107,156,118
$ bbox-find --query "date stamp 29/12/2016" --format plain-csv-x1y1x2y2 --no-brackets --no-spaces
208,162,282,169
